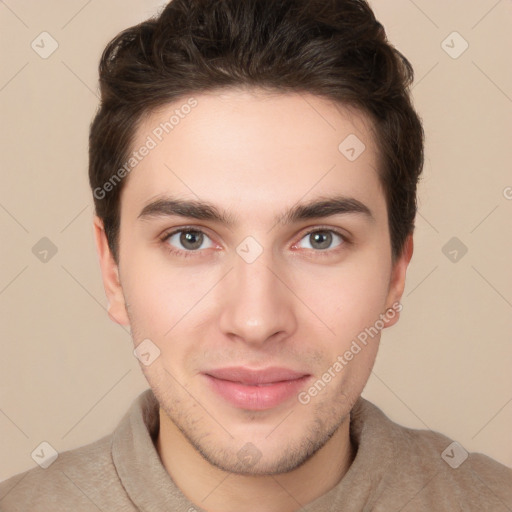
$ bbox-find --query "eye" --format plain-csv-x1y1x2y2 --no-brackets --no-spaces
296,229,346,251
163,229,214,252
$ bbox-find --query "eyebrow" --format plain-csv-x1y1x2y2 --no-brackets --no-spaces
138,194,374,226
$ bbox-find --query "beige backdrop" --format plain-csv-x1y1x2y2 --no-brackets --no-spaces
1,0,511,481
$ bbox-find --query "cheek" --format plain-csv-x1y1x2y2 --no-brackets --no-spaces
120,249,221,341
122,264,206,381
294,257,390,402
291,255,391,343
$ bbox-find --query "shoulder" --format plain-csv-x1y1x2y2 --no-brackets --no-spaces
401,426,511,510
0,433,135,511
354,399,512,511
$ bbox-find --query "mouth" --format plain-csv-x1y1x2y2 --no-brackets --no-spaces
202,367,311,411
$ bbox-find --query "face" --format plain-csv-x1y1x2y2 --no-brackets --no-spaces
95,88,412,475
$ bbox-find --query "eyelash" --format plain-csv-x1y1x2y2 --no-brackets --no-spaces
159,226,351,259
159,227,209,259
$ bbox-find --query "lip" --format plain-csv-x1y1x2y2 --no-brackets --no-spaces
203,366,311,411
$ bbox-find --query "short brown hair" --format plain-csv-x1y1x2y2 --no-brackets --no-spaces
89,0,424,264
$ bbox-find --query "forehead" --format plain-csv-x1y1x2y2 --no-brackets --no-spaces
122,88,386,221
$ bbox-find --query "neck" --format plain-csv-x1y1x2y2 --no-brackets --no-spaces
156,411,355,512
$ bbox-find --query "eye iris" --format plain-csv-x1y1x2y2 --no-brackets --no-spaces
310,231,332,250
180,231,203,250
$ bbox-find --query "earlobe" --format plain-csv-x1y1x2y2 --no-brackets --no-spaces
383,234,414,328
93,216,130,327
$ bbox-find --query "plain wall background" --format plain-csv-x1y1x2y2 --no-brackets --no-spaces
1,0,511,481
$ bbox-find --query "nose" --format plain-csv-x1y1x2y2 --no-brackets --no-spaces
218,250,298,347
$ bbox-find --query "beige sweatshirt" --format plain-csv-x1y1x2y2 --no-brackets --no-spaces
1,389,511,511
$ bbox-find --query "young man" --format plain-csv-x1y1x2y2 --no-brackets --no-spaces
1,0,511,510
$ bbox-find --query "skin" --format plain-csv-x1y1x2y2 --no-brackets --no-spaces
94,88,413,512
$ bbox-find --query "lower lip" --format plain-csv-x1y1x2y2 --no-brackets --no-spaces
204,374,310,411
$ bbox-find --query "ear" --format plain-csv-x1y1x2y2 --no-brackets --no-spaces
383,234,414,328
93,216,130,327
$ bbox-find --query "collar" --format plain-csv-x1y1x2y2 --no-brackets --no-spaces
111,388,196,510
